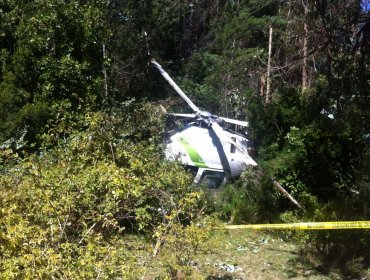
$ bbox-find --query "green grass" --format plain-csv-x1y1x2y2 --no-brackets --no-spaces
138,229,342,279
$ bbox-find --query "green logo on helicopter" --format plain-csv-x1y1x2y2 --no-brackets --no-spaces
179,137,208,168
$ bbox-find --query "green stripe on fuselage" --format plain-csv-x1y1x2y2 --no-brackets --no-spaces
179,137,208,168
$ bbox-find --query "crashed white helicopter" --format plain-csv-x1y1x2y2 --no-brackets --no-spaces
151,59,257,188
151,58,302,207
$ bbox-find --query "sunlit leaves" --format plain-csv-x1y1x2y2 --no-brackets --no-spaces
0,103,202,278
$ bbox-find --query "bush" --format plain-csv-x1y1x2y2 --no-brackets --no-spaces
217,167,281,224
0,102,209,279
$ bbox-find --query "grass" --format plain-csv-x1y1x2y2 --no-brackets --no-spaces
140,229,342,279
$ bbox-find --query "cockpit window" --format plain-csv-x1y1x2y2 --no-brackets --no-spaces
199,170,225,188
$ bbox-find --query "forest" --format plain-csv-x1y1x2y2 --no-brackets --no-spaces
0,0,369,278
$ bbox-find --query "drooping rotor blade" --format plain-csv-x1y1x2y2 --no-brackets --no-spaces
211,121,257,166
151,59,200,113
167,113,197,118
208,121,231,172
220,117,249,127
272,179,302,208
210,121,232,144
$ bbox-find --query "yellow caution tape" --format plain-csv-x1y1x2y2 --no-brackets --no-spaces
225,221,370,230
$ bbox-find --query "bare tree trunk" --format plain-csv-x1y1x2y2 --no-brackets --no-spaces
302,4,309,93
266,23,273,103
222,73,230,117
102,43,109,98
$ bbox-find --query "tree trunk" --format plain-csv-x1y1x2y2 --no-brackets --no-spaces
266,23,273,103
302,4,309,93
102,43,109,99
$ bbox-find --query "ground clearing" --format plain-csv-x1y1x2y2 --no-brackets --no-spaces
143,229,342,279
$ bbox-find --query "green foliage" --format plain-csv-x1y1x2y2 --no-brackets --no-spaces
217,168,280,224
0,103,210,278
154,215,221,279
0,71,50,145
250,74,370,278
281,196,370,278
0,0,369,277
0,0,110,147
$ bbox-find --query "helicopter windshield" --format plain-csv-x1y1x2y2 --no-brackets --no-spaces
199,170,226,188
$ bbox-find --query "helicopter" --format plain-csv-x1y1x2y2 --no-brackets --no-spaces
151,58,257,188
151,58,302,208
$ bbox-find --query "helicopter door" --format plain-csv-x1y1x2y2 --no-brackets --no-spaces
194,168,227,188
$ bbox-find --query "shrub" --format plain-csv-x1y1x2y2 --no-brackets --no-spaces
0,103,208,278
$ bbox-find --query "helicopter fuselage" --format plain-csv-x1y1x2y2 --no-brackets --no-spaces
165,123,257,187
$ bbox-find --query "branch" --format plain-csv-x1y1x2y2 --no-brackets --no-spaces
79,222,97,244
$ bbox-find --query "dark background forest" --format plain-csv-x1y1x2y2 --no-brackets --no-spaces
1,0,369,278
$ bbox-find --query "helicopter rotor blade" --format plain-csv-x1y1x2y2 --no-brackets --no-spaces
272,178,302,208
208,121,232,172
220,117,249,127
167,113,197,119
151,59,200,113
210,121,231,144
